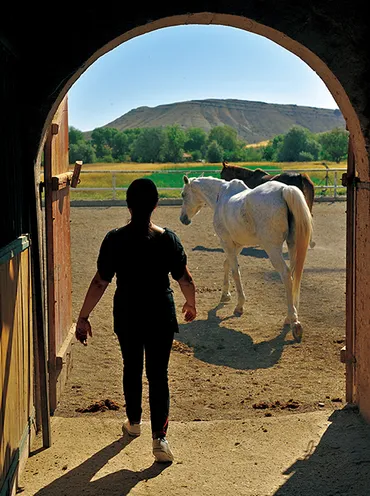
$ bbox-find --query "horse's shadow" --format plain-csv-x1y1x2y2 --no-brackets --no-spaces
192,245,289,260
177,305,295,370
32,434,169,495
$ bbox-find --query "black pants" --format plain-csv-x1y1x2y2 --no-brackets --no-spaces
116,327,174,439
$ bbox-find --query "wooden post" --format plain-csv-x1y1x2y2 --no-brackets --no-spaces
112,172,117,200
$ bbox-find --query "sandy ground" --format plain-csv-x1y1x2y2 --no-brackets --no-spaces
59,202,346,421
19,409,370,496
20,201,370,496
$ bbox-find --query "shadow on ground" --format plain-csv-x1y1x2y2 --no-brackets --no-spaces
31,433,169,496
177,305,295,370
274,407,370,495
28,408,370,496
192,245,282,259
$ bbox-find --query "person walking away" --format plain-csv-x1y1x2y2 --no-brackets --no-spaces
75,178,197,463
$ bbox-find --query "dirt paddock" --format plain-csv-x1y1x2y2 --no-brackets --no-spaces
56,202,346,423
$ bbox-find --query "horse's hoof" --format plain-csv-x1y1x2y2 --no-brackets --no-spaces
233,308,243,317
310,241,316,249
292,322,303,343
220,293,231,303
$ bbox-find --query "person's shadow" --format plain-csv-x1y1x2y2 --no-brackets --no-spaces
32,433,169,495
177,305,295,370
273,407,370,495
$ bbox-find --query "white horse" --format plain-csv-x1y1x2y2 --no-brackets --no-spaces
179,176,313,342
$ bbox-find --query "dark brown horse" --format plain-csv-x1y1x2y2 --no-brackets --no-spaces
221,161,316,248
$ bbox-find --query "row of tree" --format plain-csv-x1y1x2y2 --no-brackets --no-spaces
69,124,349,164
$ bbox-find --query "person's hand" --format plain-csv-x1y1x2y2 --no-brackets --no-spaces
182,302,196,322
75,317,92,346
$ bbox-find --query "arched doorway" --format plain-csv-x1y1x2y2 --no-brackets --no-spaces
38,13,367,421
2,5,370,495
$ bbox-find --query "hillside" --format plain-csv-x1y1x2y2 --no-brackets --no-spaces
96,98,345,144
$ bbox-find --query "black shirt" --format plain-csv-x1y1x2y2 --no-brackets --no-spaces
97,224,187,332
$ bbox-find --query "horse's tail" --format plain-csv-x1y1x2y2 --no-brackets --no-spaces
282,186,313,308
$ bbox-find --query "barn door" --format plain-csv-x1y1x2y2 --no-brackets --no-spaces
343,136,356,404
44,96,74,413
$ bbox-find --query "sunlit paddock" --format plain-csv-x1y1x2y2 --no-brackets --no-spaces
62,201,346,422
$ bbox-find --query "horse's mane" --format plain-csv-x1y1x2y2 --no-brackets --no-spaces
222,160,243,171
222,161,266,180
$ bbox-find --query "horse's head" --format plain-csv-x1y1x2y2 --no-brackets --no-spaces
179,175,206,225
221,163,268,188
220,161,231,181
220,161,248,182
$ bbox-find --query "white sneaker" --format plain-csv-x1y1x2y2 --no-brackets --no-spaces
122,419,141,437
152,437,174,463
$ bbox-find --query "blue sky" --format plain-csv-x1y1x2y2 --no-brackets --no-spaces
68,25,338,132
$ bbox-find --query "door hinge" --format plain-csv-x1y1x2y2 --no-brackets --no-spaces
341,172,358,187
342,173,370,190
51,123,59,135
340,345,356,364
357,180,370,191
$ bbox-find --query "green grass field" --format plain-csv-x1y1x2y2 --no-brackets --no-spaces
69,161,347,200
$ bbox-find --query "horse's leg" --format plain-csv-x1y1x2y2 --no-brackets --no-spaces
264,246,302,342
220,257,232,303
224,245,245,316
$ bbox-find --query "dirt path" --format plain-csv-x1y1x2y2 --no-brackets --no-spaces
55,202,346,423
20,408,370,496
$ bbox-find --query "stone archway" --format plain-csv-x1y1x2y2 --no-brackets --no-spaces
37,12,369,421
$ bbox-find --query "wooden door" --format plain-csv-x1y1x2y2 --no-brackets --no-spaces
344,136,356,404
44,96,74,413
